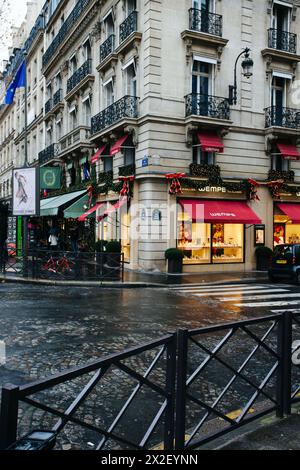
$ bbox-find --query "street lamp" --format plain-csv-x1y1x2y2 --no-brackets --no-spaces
228,47,254,105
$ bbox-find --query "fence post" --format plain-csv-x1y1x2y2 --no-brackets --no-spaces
163,334,177,450
175,329,188,450
277,312,293,418
0,384,19,449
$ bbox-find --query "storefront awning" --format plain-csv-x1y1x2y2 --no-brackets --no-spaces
40,190,86,217
110,135,129,156
97,197,127,221
197,132,224,153
179,199,261,224
277,142,300,160
77,202,105,222
91,145,106,164
276,203,300,224
64,194,90,219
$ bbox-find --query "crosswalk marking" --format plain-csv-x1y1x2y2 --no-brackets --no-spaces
271,309,300,314
221,291,297,301
197,289,288,298
171,284,249,291
174,286,270,294
234,300,300,308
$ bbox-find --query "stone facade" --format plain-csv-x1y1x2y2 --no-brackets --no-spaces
1,0,300,272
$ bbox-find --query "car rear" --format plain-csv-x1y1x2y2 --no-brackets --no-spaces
269,244,296,281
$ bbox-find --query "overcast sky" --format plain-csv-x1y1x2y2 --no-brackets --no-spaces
0,0,27,64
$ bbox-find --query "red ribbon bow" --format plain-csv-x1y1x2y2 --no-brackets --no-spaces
166,173,185,195
118,175,135,197
247,178,260,202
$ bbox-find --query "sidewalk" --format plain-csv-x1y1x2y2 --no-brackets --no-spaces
0,269,269,287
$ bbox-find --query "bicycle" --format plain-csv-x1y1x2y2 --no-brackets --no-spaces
42,253,75,275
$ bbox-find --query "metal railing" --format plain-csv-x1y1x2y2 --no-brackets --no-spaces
0,312,300,450
100,34,116,62
265,106,300,129
119,10,138,44
43,0,91,67
91,95,138,135
185,93,230,120
38,143,59,165
53,89,63,106
67,59,92,94
268,28,297,54
189,8,223,37
45,98,53,114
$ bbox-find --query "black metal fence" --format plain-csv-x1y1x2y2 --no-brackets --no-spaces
0,312,300,450
1,250,125,282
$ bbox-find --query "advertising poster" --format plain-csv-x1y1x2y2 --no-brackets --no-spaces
12,167,40,216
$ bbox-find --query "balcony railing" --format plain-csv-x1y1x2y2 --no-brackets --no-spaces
53,89,63,106
67,59,92,94
91,95,138,135
45,98,53,114
38,143,59,165
100,34,115,62
265,106,300,129
119,10,138,44
189,8,223,37
24,14,44,54
119,163,136,177
60,126,91,152
43,0,90,67
268,28,297,54
185,93,230,120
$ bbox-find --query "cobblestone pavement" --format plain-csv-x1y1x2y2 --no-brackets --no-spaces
0,282,299,449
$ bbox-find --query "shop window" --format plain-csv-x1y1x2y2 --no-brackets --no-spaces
177,207,244,265
193,146,214,165
121,205,130,263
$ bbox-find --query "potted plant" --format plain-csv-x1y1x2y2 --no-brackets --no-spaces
105,241,122,279
255,246,273,271
95,240,108,276
165,248,184,274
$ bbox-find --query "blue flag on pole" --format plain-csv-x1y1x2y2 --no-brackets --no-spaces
4,61,26,105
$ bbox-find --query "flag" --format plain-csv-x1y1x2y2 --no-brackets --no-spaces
83,162,90,180
4,61,26,105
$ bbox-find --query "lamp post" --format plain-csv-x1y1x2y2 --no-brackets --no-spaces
23,50,29,271
228,47,254,105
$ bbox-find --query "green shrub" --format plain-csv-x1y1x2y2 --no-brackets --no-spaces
94,240,108,252
165,248,184,261
255,246,273,257
106,240,121,253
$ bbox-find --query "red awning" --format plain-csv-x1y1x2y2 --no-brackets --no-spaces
276,203,300,224
197,132,224,153
97,197,127,221
78,202,105,222
179,199,261,224
277,142,300,160
110,135,129,156
91,145,106,164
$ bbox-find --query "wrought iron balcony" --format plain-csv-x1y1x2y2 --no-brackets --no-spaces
268,28,297,54
45,98,53,114
119,163,136,177
43,0,90,67
120,11,138,44
24,14,44,54
100,34,115,62
91,95,138,135
185,93,230,120
67,59,92,94
189,8,223,37
38,143,59,165
265,106,300,129
53,89,63,106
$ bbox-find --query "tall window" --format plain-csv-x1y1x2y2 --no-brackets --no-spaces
70,55,77,74
272,3,290,33
83,98,91,126
83,39,92,61
125,63,137,97
271,76,289,126
191,60,213,116
104,80,114,107
127,0,136,14
193,146,214,165
104,12,114,38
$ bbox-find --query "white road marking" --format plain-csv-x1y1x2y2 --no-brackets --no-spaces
271,309,300,314
234,300,300,308
175,286,271,295
170,284,249,290
221,290,294,301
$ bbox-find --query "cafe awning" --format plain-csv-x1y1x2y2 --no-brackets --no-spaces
110,135,129,156
77,202,105,222
91,145,107,164
179,199,261,224
276,203,300,224
97,197,127,221
277,142,300,160
64,194,90,219
40,190,86,217
197,132,224,153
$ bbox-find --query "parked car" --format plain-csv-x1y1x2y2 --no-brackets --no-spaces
269,244,300,283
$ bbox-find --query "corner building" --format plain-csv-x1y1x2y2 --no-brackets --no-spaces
2,0,300,273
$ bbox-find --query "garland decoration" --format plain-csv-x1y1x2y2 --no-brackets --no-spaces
87,183,96,209
118,175,135,198
266,179,284,198
166,173,185,195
